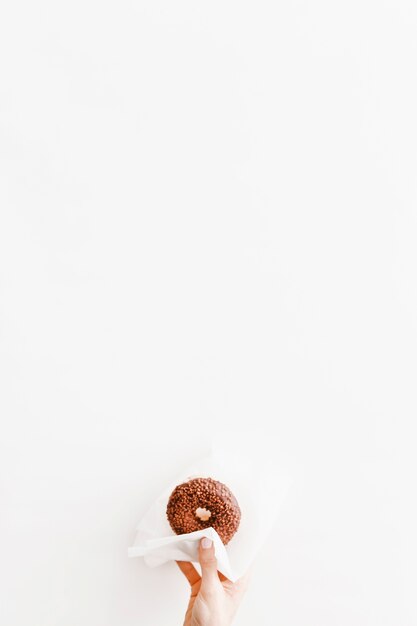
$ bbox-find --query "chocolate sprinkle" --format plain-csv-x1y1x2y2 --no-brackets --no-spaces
166,477,241,545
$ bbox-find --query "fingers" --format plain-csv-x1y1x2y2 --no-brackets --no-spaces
176,561,200,587
177,538,223,592
198,538,220,590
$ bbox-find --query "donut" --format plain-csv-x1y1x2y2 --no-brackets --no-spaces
166,477,241,544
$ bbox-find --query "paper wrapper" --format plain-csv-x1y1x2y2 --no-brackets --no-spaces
128,448,292,582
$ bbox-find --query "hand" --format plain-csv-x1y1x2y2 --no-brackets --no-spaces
177,538,250,626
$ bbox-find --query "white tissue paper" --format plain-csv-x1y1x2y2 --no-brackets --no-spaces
128,448,292,582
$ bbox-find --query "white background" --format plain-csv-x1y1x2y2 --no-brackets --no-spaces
1,1,416,625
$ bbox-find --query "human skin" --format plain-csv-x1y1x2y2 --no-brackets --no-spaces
177,537,250,626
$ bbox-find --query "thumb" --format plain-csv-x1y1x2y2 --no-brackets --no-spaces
198,537,220,590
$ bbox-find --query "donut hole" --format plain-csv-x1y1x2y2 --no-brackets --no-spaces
195,507,212,521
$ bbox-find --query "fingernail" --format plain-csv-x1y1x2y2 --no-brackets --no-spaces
201,537,213,549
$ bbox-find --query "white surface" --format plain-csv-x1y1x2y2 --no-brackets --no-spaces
1,1,416,625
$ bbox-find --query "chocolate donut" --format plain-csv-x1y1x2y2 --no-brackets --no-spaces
166,477,241,544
